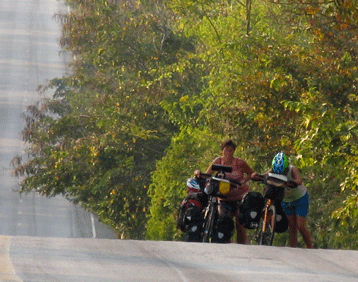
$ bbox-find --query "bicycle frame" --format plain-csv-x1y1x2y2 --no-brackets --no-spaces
253,173,288,246
202,196,219,242
261,199,272,233
256,198,276,246
190,165,242,243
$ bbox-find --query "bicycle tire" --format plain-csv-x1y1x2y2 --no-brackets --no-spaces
202,201,216,243
257,203,276,246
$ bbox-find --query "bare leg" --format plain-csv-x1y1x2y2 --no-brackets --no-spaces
286,215,298,247
235,216,247,244
297,216,313,248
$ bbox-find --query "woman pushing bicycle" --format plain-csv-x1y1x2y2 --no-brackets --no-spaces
251,152,313,248
195,139,254,244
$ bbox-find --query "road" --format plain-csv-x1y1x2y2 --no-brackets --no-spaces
0,237,357,282
0,0,116,238
1,1,358,282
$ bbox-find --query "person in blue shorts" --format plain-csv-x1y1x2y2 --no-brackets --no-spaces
271,152,313,248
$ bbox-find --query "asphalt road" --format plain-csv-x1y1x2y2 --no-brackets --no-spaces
0,0,116,239
0,237,357,282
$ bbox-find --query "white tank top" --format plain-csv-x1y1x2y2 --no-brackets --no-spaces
284,165,307,202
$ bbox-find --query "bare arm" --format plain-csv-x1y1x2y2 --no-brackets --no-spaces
290,166,303,186
204,158,221,175
251,168,272,180
238,159,254,184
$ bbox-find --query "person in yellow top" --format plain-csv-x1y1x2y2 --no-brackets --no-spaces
195,139,254,244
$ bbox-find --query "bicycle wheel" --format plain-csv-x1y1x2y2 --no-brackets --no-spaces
257,203,276,246
202,201,216,243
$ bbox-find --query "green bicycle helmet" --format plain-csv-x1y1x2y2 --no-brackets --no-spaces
271,152,289,174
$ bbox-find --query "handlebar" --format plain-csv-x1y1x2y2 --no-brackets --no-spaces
193,169,243,197
227,178,242,187
251,173,298,188
197,172,242,187
251,174,265,182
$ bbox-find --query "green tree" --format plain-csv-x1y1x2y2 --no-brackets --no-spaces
285,0,358,248
147,0,304,240
12,0,193,238
147,0,358,249
11,0,358,247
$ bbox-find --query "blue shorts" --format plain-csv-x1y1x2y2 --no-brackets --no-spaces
281,193,309,217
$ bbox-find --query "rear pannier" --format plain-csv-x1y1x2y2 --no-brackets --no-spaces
239,191,265,229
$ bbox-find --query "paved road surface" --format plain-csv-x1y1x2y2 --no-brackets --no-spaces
0,0,116,239
1,237,358,282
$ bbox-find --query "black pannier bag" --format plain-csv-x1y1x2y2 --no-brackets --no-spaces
263,174,288,233
239,191,265,229
274,204,288,233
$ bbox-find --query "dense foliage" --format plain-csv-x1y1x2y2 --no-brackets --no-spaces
11,0,358,248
